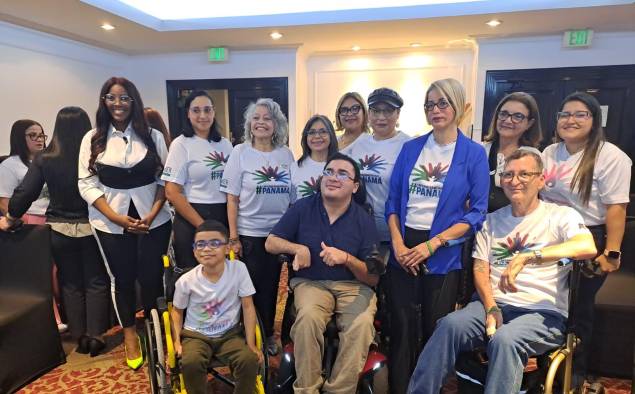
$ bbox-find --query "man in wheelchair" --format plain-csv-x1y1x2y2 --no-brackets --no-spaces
408,150,597,394
265,152,380,393
171,220,263,394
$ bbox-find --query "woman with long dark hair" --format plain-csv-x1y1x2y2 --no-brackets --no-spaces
482,92,542,212
78,77,172,369
1,107,110,356
163,90,233,268
541,91,631,389
290,114,338,203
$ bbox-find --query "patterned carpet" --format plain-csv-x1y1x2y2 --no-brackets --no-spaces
19,264,633,393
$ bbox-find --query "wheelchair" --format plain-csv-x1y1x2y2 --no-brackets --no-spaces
273,245,390,394
144,250,269,394
455,258,605,394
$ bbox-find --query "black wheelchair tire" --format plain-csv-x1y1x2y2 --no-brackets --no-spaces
145,319,159,394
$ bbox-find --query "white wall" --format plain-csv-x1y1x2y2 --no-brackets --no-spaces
306,48,475,137
0,22,127,154
473,31,635,139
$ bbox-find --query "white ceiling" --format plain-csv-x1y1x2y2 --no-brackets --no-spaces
1,0,634,55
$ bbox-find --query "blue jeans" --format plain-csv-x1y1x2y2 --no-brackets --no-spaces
408,300,566,394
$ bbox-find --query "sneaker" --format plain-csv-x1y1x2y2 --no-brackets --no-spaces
266,335,279,356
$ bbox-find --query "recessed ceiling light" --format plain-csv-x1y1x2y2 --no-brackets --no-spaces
351,45,361,51
410,42,422,48
101,23,115,31
270,31,283,40
486,19,501,27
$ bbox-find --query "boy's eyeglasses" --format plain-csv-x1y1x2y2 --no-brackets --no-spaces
193,239,228,250
322,168,354,182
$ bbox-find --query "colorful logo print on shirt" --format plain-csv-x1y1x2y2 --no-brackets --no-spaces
543,163,572,189
204,151,229,170
491,232,539,266
412,162,449,183
252,166,290,195
201,299,222,318
298,176,320,197
357,154,387,174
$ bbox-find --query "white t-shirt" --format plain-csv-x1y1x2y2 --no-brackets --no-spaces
220,143,294,236
289,156,324,203
483,142,542,187
173,260,255,338
349,132,410,240
541,141,631,226
339,132,371,155
405,137,456,230
0,155,49,215
161,135,233,204
473,201,590,317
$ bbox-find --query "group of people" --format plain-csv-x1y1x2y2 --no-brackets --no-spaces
0,74,631,394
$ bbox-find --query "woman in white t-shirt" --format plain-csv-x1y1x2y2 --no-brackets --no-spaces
163,91,233,268
335,92,371,152
220,98,294,355
290,114,338,203
0,119,48,219
348,87,410,242
482,92,543,212
540,91,631,387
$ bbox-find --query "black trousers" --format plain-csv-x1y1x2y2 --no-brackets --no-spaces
239,235,281,338
95,219,171,328
573,225,607,379
385,227,461,394
173,202,228,269
50,230,110,339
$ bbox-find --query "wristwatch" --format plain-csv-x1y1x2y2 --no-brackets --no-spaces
604,249,621,260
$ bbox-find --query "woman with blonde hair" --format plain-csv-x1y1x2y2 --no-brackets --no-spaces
335,92,370,151
384,78,489,393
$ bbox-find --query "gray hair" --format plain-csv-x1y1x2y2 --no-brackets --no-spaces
505,149,544,172
243,98,288,147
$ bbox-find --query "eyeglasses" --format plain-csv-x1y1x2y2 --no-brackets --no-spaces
306,128,329,137
499,171,542,183
322,168,355,181
193,239,228,250
26,133,48,141
497,110,528,124
424,99,451,112
190,106,214,115
556,111,591,121
369,107,397,117
103,94,133,104
338,105,362,115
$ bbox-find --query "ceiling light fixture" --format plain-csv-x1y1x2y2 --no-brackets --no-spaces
486,19,501,27
410,42,422,48
101,23,115,30
270,31,283,40
351,45,361,51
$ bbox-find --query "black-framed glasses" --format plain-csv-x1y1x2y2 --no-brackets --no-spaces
556,111,591,121
190,106,214,115
497,110,528,124
26,133,48,141
369,107,397,117
424,99,451,112
499,171,542,183
306,128,329,137
102,94,133,104
322,168,354,182
338,105,362,115
193,239,228,250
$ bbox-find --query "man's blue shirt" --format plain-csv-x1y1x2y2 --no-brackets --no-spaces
270,193,380,281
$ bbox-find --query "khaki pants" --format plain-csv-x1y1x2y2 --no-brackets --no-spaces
181,326,259,394
290,279,377,394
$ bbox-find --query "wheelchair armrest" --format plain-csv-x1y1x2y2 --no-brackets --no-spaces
364,243,389,276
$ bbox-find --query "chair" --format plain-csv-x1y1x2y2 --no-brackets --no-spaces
0,224,65,393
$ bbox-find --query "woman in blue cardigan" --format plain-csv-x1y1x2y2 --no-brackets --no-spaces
384,78,489,393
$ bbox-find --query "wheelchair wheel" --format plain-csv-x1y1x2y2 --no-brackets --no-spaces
369,366,388,394
145,318,160,394
255,313,269,393
151,309,167,389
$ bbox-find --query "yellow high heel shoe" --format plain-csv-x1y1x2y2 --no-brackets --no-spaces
125,336,144,370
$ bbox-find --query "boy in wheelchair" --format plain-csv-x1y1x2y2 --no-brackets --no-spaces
408,150,597,394
171,220,263,394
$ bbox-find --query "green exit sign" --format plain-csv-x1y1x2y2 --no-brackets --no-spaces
208,47,228,62
563,29,593,48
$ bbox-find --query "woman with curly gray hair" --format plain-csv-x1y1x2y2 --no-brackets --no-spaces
220,98,294,355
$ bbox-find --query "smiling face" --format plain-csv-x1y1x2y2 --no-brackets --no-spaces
425,88,456,130
24,124,45,154
501,155,545,205
105,84,132,128
496,100,534,142
188,95,215,136
193,230,229,269
250,105,275,142
338,97,364,133
320,159,359,202
556,100,593,146
306,119,331,155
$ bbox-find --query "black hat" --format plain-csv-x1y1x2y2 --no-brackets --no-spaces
368,88,403,109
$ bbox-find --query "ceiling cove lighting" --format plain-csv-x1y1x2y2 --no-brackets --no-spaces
270,31,283,40
486,19,501,27
352,45,361,51
101,23,115,30
410,42,422,48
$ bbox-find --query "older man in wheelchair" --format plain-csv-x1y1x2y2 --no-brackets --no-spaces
265,152,383,394
407,150,598,394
